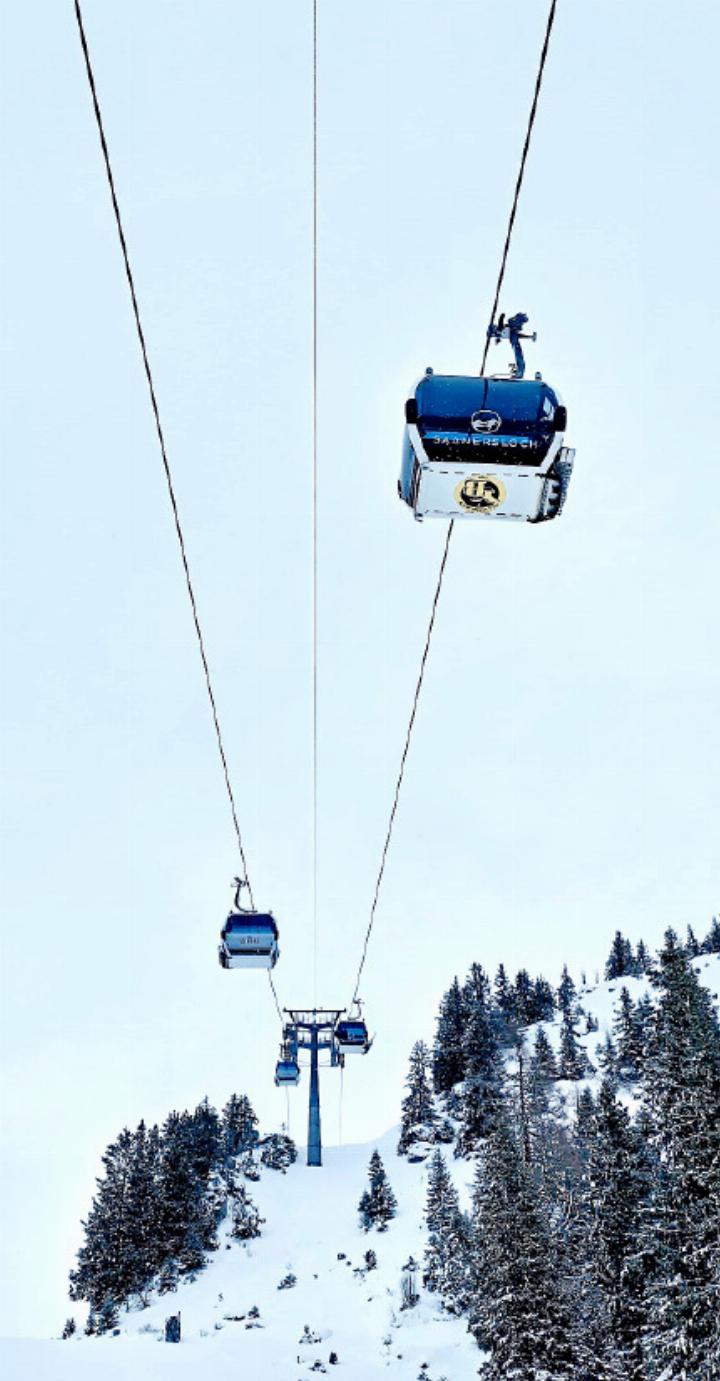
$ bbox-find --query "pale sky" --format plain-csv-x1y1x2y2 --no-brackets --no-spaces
1,0,719,1338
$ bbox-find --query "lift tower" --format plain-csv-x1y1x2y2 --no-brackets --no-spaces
284,1009,344,1167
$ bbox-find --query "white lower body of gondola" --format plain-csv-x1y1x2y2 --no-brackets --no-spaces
221,948,279,970
408,429,574,523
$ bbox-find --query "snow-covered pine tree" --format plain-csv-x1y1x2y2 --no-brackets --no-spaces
157,1110,218,1278
470,1107,575,1380
530,1025,558,1082
595,1031,619,1083
432,978,466,1095
558,1007,592,1080
586,1078,651,1380
260,1132,297,1172
456,990,503,1156
532,975,556,1023
95,1295,120,1335
641,931,720,1380
69,1126,138,1310
222,1093,259,1160
557,963,577,1017
61,1318,76,1340
423,1149,470,1312
613,987,641,1081
358,1150,397,1232
685,924,701,957
512,969,535,1026
635,937,652,974
230,1185,265,1241
493,963,514,1019
189,1098,222,1179
700,915,720,954
605,930,636,980
123,1121,163,1303
575,1086,596,1140
463,961,492,1008
398,1041,437,1155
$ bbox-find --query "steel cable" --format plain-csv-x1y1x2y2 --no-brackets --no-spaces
312,0,319,1006
349,0,559,1008
72,0,286,1022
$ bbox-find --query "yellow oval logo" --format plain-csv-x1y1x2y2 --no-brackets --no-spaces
455,475,507,513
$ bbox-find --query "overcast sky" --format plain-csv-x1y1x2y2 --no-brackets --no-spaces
1,0,718,1338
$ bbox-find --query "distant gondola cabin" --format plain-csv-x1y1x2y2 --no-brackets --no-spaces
335,1018,370,1054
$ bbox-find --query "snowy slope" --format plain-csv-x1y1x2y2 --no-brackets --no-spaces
2,954,718,1380
523,952,720,1112
1,1127,480,1381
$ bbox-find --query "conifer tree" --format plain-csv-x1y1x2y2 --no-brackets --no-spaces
557,964,577,1017
613,987,641,1081
532,975,556,1023
423,1150,470,1311
587,1079,650,1380
700,915,720,954
157,1111,215,1267
685,924,701,957
558,1007,591,1080
432,978,466,1094
456,992,503,1156
493,963,514,1020
190,1098,222,1178
530,1025,558,1082
123,1121,163,1301
463,961,492,1009
222,1093,259,1159
61,1318,76,1340
230,1185,264,1240
260,1132,297,1172
575,1086,596,1140
358,1150,397,1232
512,969,535,1026
641,932,720,1380
635,938,652,974
69,1126,138,1309
397,1041,437,1155
95,1296,120,1335
595,1032,619,1083
470,1107,575,1379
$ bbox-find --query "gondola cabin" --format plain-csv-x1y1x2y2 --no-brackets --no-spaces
399,315,574,524
335,1018,370,1054
274,1056,300,1086
218,911,279,970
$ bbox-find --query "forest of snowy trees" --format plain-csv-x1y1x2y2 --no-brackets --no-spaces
68,918,720,1378
397,921,720,1381
68,1094,295,1334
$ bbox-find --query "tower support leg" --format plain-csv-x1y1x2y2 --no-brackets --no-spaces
307,1025,322,1167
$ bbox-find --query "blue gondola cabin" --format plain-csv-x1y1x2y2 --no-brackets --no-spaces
335,1018,370,1054
399,316,574,524
218,911,279,970
274,1056,301,1086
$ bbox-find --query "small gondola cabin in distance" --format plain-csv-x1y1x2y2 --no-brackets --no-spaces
334,1016,370,1054
399,313,575,524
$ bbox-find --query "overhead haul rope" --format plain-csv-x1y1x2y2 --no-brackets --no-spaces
312,0,319,1006
72,0,285,1025
349,0,558,1008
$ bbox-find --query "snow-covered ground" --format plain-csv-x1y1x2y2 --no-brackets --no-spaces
0,1126,480,1381
2,954,717,1379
